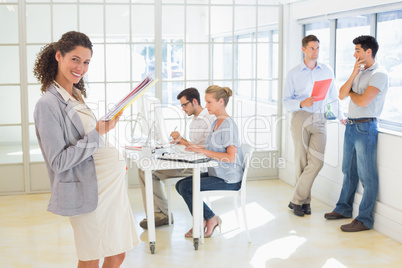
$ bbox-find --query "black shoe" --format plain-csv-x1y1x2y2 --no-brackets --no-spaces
293,204,304,217
289,202,311,215
302,204,311,215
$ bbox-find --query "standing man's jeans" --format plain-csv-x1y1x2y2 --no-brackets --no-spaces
175,172,241,220
334,119,378,229
290,110,327,205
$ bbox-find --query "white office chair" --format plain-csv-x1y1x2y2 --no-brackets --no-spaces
200,143,253,243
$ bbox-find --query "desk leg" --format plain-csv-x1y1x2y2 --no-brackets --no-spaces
145,169,156,254
192,166,201,250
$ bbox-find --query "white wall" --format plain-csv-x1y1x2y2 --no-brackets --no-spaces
280,0,402,243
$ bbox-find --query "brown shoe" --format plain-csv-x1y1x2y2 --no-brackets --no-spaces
139,212,172,229
139,218,148,229
340,219,369,232
324,211,351,220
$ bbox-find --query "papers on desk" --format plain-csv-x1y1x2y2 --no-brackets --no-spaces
104,73,158,121
157,152,211,164
125,145,142,151
310,78,332,101
125,143,171,151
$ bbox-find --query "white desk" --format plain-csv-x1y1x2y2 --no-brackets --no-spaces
126,150,218,253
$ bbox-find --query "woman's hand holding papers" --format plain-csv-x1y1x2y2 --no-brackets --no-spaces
96,112,122,136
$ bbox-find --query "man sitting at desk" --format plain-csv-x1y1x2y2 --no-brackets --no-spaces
138,87,215,229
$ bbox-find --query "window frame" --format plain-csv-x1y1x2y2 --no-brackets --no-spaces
0,0,281,193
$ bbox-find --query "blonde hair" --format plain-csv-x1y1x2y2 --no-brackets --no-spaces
205,85,232,107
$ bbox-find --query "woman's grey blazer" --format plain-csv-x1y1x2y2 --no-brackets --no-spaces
34,85,105,216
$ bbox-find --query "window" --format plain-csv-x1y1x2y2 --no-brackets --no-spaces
0,4,22,164
377,11,402,128
335,15,371,115
305,21,330,66
158,2,280,150
0,0,280,193
335,15,371,85
209,3,279,150
212,27,279,150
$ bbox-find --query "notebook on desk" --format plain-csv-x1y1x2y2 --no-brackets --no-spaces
157,152,211,164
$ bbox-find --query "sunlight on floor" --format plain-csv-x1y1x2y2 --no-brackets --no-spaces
244,202,276,229
2,180,402,267
250,235,307,268
220,201,275,239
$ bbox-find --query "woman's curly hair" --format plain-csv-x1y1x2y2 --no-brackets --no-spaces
33,31,93,97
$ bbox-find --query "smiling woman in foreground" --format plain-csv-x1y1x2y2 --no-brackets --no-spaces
33,31,139,268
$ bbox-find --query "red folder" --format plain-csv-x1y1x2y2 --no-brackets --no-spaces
311,78,332,101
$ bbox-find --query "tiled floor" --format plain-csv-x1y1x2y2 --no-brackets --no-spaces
1,179,402,268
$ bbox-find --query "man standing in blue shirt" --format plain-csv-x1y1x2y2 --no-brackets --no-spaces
325,35,388,232
283,35,345,217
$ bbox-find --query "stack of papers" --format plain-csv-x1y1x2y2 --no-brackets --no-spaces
104,73,158,121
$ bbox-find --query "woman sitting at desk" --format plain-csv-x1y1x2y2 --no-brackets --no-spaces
175,85,244,238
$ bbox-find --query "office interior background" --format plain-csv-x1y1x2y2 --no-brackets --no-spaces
0,0,402,249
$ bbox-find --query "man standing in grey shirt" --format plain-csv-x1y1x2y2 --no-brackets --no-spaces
325,35,388,232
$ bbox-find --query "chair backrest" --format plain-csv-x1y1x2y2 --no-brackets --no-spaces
239,143,254,190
